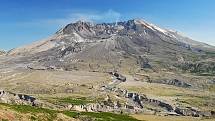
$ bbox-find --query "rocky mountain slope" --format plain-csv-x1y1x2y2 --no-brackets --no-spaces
7,19,215,74
9,19,214,55
0,50,5,55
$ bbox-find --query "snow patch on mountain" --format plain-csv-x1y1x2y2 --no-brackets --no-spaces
134,19,167,34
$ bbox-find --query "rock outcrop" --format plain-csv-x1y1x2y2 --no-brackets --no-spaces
103,72,174,113
109,72,126,82
100,72,214,117
174,107,214,117
152,79,192,88
0,90,38,106
0,50,5,55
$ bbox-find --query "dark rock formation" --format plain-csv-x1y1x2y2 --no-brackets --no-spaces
137,56,151,69
152,79,192,88
125,92,144,108
208,79,215,84
109,72,126,82
175,107,214,117
141,98,174,111
175,107,199,117
0,90,38,106
17,94,36,103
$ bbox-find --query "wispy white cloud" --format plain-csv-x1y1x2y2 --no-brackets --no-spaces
12,9,122,29
43,9,121,26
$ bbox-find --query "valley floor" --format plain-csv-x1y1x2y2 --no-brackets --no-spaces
0,56,215,121
132,114,215,121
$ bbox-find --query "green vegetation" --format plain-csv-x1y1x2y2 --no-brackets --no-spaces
63,111,140,121
205,51,215,57
0,103,140,121
196,73,215,76
58,97,95,105
2,119,9,121
63,111,79,118
176,61,215,76
0,103,57,121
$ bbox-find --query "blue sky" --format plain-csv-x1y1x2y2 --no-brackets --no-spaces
0,0,215,50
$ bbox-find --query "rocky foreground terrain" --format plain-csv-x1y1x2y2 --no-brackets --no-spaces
0,19,215,121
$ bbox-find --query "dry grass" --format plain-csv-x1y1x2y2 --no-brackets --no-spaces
0,70,110,94
132,114,215,121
